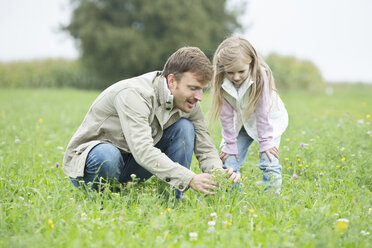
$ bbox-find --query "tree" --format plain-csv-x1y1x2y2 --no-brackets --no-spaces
266,53,324,92
65,0,245,88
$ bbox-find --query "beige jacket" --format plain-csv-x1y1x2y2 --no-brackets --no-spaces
62,71,222,191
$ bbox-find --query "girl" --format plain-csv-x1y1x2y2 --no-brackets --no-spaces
210,37,288,192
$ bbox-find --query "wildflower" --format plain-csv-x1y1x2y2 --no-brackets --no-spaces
210,212,217,218
299,143,308,147
297,158,301,162
369,208,372,215
367,114,371,119
305,164,309,168
299,164,303,168
292,174,298,179
208,221,216,226
81,212,87,221
55,162,60,168
361,230,370,236
367,131,372,135
130,174,136,179
285,157,289,161
14,138,21,144
241,175,245,180
189,232,198,241
336,219,349,231
166,208,171,212
357,119,364,124
287,166,292,170
227,221,232,226
336,165,340,168
48,219,54,229
319,172,324,176
341,157,346,161
39,118,43,123
286,138,290,142
249,209,255,214
207,221,216,232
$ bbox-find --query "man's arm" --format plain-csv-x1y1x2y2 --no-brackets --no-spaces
113,88,195,191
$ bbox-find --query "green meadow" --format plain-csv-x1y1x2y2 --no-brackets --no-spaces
0,85,371,247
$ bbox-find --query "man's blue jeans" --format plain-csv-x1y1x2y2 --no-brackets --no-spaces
71,118,195,199
223,128,282,192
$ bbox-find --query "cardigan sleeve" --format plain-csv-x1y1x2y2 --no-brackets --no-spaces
255,69,275,152
220,98,238,154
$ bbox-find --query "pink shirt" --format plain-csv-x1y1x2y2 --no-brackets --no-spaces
220,73,275,154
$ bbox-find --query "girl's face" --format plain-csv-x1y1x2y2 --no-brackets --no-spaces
224,61,250,85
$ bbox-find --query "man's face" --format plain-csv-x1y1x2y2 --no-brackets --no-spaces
167,72,207,113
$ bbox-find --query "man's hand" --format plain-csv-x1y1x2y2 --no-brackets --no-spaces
220,152,239,163
189,173,217,194
259,147,279,162
223,167,241,183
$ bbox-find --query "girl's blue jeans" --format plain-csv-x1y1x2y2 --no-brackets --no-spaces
70,118,195,200
223,128,282,192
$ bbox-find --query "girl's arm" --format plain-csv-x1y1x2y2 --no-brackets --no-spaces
255,69,275,153
220,98,238,155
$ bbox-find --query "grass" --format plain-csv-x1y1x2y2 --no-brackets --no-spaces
0,85,371,247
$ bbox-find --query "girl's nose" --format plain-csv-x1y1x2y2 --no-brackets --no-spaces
233,73,240,80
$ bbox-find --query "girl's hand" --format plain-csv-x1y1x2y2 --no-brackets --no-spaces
260,147,279,162
220,152,239,163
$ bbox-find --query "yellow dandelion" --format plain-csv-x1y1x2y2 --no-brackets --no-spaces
287,166,292,170
341,157,346,161
299,164,303,168
241,176,245,180
367,114,371,119
305,164,309,168
39,118,43,123
227,221,232,226
249,209,255,214
336,219,349,231
48,219,54,229
297,158,301,162
286,138,290,142
285,158,289,161
166,208,171,212
336,165,340,168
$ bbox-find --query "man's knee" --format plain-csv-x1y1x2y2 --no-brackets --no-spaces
86,143,123,179
173,118,195,142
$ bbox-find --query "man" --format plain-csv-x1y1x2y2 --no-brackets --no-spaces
62,47,240,198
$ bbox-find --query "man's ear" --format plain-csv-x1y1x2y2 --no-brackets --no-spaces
167,74,175,90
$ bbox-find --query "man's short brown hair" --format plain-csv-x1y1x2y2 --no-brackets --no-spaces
162,47,213,85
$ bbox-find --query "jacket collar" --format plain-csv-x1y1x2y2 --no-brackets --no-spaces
153,72,182,126
221,76,254,100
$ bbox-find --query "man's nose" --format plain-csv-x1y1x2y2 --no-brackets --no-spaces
195,89,203,101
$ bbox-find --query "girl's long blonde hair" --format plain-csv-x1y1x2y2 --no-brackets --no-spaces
210,36,276,122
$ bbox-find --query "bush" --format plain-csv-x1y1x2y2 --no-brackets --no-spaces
0,59,103,89
266,53,324,92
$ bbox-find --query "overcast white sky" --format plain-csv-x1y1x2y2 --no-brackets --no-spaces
1,0,372,83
